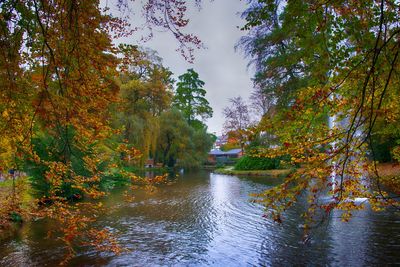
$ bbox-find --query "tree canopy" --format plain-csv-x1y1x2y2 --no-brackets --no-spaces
240,0,400,228
172,68,213,127
2,0,400,260
156,108,213,168
223,96,252,152
0,0,211,262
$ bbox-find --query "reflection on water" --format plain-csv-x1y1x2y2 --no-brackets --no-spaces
1,171,399,266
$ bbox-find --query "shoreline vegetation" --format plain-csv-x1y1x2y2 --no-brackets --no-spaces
0,177,32,241
213,166,293,178
1,1,399,264
1,162,399,243
376,163,400,195
214,163,400,193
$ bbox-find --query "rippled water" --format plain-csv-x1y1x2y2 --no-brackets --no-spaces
1,171,400,266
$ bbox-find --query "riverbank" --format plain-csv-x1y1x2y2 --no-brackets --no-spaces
0,177,32,241
0,178,32,205
2,171,399,266
214,166,293,177
376,163,400,194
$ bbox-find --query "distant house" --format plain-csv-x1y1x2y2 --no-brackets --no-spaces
145,158,154,168
214,135,228,149
207,148,244,164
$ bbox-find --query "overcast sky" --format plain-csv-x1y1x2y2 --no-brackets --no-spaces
127,0,254,135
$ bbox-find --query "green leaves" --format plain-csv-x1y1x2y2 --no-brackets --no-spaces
234,155,283,171
156,109,213,168
241,0,400,225
172,68,213,124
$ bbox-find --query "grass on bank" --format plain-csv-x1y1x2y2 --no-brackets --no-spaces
0,178,33,207
214,162,400,187
214,166,293,178
0,176,33,240
213,155,294,177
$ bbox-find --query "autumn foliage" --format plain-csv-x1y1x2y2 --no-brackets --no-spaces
0,0,204,263
241,0,400,231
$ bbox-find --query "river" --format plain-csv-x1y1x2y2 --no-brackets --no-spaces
1,171,399,266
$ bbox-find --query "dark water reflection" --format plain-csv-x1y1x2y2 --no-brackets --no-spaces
1,171,399,266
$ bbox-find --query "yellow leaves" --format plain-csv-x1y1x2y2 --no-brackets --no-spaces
117,144,142,162
0,174,30,231
123,190,136,202
31,152,41,164
0,0,190,262
85,228,123,255
38,200,121,264
30,73,44,84
44,162,71,196
148,174,168,185
0,137,15,170
83,156,101,173
340,211,352,222
1,109,9,120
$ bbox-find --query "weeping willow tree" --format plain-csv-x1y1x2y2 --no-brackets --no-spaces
115,46,174,166
156,108,214,168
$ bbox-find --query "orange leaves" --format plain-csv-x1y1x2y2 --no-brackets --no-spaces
70,174,106,200
85,228,123,255
0,0,204,263
123,190,136,202
240,0,400,233
148,174,168,186
44,161,69,194
38,201,121,265
117,143,142,163
30,73,44,84
0,174,30,233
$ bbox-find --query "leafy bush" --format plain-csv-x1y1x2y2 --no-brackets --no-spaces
369,137,395,163
9,212,23,223
215,162,225,168
24,128,110,201
234,156,283,170
100,172,130,191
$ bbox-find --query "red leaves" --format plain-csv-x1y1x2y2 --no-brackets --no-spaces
291,98,304,112
283,142,291,148
311,88,329,102
273,213,282,224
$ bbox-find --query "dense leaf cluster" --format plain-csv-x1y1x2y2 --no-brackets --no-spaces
240,0,400,227
234,155,283,171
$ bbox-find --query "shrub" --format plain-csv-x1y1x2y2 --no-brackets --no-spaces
24,128,110,200
215,162,225,168
100,172,129,191
234,156,283,170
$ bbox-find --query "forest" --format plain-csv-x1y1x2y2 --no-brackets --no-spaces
0,0,399,265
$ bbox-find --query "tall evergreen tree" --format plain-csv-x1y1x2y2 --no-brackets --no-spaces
173,69,213,127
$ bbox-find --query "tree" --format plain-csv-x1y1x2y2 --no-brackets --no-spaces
0,0,127,260
223,96,252,153
238,1,329,110
173,68,213,127
156,109,213,168
240,0,400,229
0,0,204,262
156,109,192,167
249,84,275,118
178,127,214,168
115,47,174,165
